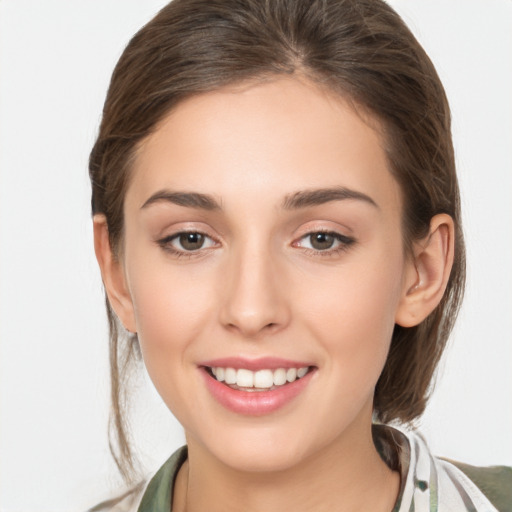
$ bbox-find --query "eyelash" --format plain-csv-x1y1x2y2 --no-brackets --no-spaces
157,231,219,259
157,230,355,259
292,230,356,257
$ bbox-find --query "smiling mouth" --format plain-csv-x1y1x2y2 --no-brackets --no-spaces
205,366,313,392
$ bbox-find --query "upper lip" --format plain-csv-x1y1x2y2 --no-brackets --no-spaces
199,357,313,371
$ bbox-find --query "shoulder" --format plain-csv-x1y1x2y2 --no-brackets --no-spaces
375,425,511,512
85,446,188,512
85,481,147,512
442,459,512,512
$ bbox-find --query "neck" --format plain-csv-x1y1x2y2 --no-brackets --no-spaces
173,422,400,512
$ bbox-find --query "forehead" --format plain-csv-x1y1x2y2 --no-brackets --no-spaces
127,77,400,215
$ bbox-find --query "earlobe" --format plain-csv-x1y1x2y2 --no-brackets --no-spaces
93,215,137,333
395,214,455,328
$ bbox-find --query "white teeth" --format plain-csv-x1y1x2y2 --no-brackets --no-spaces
211,365,310,388
224,367,237,385
297,367,308,378
286,367,297,382
254,369,273,388
236,368,254,387
273,368,287,386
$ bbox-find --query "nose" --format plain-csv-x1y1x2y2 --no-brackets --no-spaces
218,242,290,339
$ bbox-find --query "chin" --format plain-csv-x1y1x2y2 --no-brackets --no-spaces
215,440,309,474
188,421,314,473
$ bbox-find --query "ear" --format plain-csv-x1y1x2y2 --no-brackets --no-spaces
93,215,137,333
395,214,455,328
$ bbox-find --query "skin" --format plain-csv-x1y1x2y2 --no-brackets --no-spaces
94,77,454,512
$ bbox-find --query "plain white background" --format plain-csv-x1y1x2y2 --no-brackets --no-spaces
0,1,511,510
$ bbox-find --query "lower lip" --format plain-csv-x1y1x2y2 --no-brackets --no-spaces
201,368,315,416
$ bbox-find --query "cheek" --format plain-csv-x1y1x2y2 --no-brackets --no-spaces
126,265,220,422
127,259,216,371
297,245,405,379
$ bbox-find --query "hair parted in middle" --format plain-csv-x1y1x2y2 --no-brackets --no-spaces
89,0,465,482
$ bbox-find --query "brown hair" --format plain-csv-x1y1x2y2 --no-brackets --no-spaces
89,0,465,482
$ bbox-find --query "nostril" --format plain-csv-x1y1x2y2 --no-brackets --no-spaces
224,320,280,338
262,322,280,333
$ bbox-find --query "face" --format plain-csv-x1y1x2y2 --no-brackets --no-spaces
117,77,413,472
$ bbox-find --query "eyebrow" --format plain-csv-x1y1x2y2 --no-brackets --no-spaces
140,186,378,211
282,187,378,210
141,190,222,210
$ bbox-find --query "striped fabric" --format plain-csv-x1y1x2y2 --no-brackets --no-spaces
392,430,499,512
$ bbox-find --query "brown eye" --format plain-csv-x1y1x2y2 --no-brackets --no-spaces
158,231,217,255
178,232,206,251
293,230,355,255
309,232,335,250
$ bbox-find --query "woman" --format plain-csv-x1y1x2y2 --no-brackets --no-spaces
88,0,511,510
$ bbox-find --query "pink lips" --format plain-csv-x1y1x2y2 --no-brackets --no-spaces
199,357,315,416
